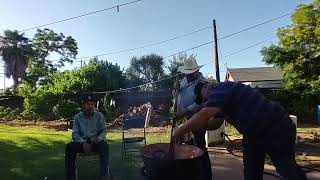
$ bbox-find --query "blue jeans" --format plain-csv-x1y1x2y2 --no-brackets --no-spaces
242,118,307,180
65,141,109,180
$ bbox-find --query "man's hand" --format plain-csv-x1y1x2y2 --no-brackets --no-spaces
173,107,221,141
173,124,187,141
82,142,92,154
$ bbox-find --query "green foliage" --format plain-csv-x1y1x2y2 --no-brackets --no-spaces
0,106,20,120
127,53,166,91
26,28,78,86
18,58,126,120
270,88,317,119
103,105,119,122
21,88,55,120
164,53,188,90
6,108,20,120
124,66,144,89
0,124,170,180
261,0,320,119
0,106,11,118
0,28,78,91
47,58,126,93
52,100,79,119
167,53,186,76
0,30,32,91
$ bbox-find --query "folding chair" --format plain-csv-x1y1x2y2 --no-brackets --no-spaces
75,149,112,180
122,107,151,158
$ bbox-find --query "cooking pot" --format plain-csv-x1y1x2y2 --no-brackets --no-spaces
141,143,204,180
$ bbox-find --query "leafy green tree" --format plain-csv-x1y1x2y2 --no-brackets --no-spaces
167,53,187,76
124,66,144,90
26,28,78,86
261,0,320,118
19,58,126,120
47,58,126,93
127,53,165,91
0,28,78,92
165,53,189,89
52,100,79,119
0,30,33,91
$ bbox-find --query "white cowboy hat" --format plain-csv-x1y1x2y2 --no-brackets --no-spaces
178,56,204,74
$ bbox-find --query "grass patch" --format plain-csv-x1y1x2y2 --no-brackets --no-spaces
0,124,170,180
225,123,241,136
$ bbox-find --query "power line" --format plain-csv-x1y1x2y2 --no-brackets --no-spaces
75,26,211,61
162,41,213,59
80,40,216,93
76,40,213,64
218,13,291,40
92,41,216,93
92,74,180,94
19,0,142,32
221,36,275,59
76,34,274,72
73,12,290,62
216,31,228,70
91,37,276,94
200,37,274,68
23,36,276,95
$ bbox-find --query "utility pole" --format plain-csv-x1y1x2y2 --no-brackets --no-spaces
80,60,83,67
207,21,225,146
0,63,4,92
213,19,220,83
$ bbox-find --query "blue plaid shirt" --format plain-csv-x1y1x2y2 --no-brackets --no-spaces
206,81,286,136
72,111,107,143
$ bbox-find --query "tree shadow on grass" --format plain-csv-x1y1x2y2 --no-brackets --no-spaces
0,136,147,180
0,137,67,180
108,139,146,180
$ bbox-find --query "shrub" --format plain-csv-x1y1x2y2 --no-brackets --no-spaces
19,84,57,120
0,107,21,120
6,108,21,120
52,99,79,119
0,106,11,118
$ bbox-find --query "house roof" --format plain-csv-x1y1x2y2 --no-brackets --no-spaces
226,67,283,82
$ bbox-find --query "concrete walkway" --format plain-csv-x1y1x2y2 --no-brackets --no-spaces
210,152,320,180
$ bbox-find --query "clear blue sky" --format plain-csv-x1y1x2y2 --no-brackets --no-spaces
0,0,311,89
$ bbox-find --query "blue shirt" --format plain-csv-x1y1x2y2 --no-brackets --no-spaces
72,111,107,143
206,81,286,136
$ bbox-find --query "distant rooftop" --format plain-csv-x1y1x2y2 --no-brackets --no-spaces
226,67,283,82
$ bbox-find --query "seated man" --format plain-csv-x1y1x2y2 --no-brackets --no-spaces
65,96,108,180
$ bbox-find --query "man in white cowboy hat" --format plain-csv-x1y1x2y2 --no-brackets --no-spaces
174,55,212,180
176,55,207,117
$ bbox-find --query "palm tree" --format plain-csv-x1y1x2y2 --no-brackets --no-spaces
0,30,32,92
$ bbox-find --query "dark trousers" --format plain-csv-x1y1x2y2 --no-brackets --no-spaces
187,130,212,180
65,141,109,180
242,118,307,180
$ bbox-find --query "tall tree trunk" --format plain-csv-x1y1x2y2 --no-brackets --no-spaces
13,75,18,93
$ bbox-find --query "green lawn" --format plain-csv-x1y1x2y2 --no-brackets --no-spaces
0,125,170,180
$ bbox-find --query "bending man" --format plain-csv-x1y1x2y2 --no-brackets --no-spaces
174,81,307,180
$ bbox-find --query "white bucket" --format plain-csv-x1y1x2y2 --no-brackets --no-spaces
205,122,225,147
290,115,298,144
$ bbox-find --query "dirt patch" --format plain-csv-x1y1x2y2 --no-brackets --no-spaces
0,119,171,133
0,119,70,131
